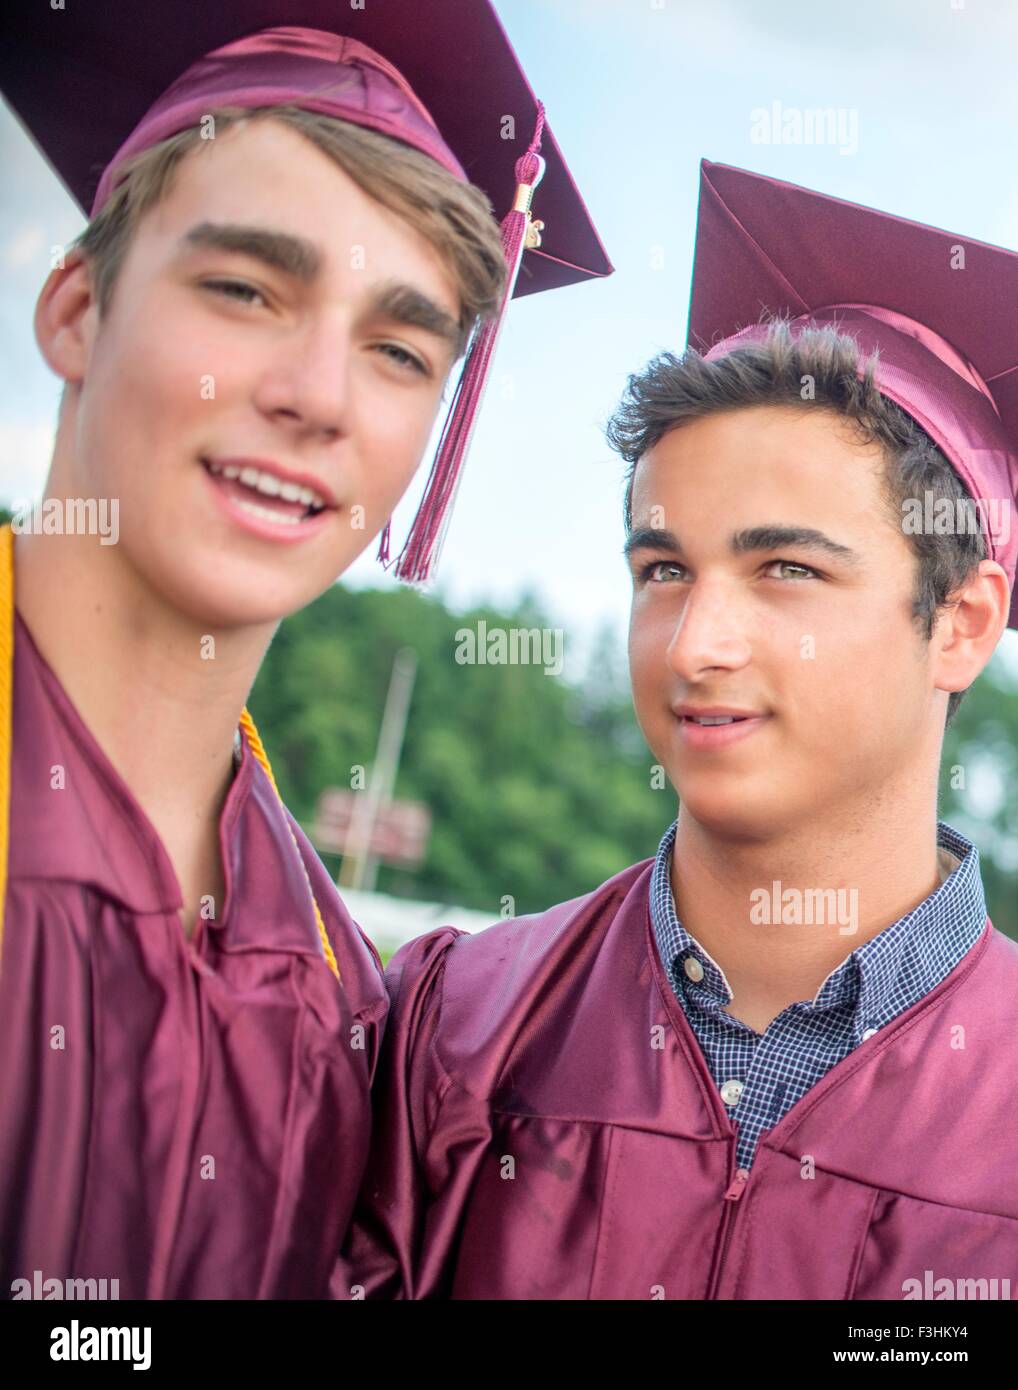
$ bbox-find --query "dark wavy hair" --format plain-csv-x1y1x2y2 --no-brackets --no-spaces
606,320,987,728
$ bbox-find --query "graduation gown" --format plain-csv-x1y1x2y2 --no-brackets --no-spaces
0,609,388,1299
345,858,1018,1300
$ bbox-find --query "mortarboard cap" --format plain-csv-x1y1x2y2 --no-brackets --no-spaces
687,159,1018,630
0,2,613,581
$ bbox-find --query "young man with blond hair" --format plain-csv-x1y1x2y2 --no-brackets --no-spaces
0,8,609,1299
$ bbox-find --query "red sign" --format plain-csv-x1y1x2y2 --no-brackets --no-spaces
312,790,431,866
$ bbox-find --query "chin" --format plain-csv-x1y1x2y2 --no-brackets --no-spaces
203,581,317,628
147,559,314,629
676,782,776,843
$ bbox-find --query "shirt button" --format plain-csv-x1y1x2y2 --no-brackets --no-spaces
720,1079,744,1106
862,1027,878,1040
683,956,705,982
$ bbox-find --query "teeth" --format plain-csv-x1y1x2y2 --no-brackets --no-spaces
692,716,737,725
233,496,304,526
205,460,326,509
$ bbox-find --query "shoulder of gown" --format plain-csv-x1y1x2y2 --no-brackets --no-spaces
339,858,654,1299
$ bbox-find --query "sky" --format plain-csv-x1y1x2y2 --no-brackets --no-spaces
2,0,1018,680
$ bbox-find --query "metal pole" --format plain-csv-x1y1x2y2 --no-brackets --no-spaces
338,647,417,892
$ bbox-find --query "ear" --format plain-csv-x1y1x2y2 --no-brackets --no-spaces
34,250,99,387
930,558,1011,696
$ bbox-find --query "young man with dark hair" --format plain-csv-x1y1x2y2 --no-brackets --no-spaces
347,163,1018,1300
0,7,609,1299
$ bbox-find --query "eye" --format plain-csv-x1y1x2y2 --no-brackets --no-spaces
635,557,825,584
639,559,685,584
374,342,430,377
764,559,823,581
203,278,268,308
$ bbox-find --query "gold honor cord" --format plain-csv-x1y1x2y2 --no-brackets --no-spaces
0,524,340,982
237,706,340,980
0,528,12,968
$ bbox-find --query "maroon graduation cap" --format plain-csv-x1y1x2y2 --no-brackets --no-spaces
687,159,1018,629
0,1,613,581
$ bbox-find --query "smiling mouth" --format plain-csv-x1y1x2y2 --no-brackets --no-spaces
201,458,328,525
674,712,769,751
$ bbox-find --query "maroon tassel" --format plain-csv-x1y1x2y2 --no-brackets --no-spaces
376,105,547,583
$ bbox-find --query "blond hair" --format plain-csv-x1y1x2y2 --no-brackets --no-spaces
72,104,508,359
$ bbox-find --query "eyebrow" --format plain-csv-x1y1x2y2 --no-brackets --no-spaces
183,221,322,281
371,280,462,351
180,221,462,349
623,524,863,566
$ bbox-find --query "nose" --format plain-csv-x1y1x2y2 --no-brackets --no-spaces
253,313,351,442
664,574,753,681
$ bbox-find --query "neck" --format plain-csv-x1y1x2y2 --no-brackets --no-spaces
670,786,950,1032
12,523,277,919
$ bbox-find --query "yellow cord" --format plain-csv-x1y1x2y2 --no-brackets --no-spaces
0,523,339,982
238,707,340,981
0,527,13,970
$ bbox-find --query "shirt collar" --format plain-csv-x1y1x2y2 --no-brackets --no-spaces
649,817,987,1036
848,821,986,1035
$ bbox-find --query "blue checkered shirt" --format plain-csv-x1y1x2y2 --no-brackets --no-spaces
650,819,987,1172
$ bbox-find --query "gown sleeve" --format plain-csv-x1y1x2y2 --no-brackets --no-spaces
334,924,465,1300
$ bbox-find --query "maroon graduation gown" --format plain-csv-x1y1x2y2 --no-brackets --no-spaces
1,609,388,1298
344,860,1018,1300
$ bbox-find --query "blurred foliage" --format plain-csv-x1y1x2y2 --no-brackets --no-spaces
250,583,1017,939
940,656,1018,938
251,584,663,921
